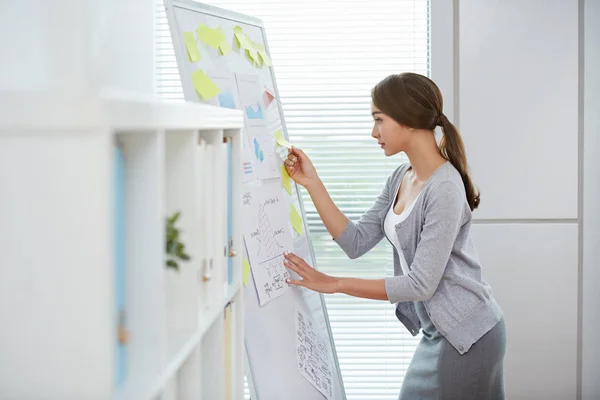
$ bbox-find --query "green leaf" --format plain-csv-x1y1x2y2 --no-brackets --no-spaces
166,259,179,271
169,211,181,224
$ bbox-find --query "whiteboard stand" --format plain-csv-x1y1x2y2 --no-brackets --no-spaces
165,1,346,399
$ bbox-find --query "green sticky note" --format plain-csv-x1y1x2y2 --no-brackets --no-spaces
281,164,292,195
290,205,303,235
274,129,292,149
242,257,251,286
183,32,201,62
197,24,226,48
191,70,220,100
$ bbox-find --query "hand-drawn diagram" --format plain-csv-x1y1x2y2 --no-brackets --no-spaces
242,182,293,306
295,307,333,400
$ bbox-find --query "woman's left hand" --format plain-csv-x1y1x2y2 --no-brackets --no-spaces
283,252,339,294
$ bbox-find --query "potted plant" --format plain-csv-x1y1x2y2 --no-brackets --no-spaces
165,211,191,271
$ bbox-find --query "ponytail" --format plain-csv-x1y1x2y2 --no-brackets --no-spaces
437,114,480,211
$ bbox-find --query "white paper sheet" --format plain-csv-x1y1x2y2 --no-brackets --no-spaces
236,73,280,180
210,72,240,110
295,307,333,400
207,72,258,183
245,118,279,180
235,73,263,112
241,133,258,183
242,181,293,305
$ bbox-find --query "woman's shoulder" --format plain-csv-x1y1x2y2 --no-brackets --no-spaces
426,162,465,194
422,162,469,212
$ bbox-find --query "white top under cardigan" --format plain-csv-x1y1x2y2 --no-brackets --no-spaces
383,188,422,275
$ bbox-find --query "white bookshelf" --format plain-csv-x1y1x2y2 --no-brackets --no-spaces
0,93,245,400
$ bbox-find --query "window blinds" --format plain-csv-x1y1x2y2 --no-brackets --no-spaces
155,1,429,398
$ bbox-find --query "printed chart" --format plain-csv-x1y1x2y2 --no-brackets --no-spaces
242,181,293,305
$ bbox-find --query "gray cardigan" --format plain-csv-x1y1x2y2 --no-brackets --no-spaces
334,161,503,355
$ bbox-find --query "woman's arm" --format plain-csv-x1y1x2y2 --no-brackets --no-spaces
286,147,398,258
285,147,348,239
336,277,388,301
304,179,348,240
283,252,389,301
284,180,465,303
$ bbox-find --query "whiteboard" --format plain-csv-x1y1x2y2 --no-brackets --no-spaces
164,1,346,399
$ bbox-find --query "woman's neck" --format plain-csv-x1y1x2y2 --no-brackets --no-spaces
404,130,447,182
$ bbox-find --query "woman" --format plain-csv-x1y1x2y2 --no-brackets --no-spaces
282,72,506,400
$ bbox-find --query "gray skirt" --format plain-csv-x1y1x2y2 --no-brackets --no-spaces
399,302,506,400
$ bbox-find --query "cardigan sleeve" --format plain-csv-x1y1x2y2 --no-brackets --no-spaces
333,172,395,259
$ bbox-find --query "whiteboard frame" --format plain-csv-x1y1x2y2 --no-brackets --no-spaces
163,1,346,399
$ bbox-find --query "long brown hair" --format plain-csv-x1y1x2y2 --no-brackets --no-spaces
371,72,480,210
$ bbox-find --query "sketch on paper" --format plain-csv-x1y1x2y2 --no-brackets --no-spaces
242,181,293,305
296,307,333,400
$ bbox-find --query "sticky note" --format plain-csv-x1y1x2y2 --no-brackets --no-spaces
255,43,272,67
265,88,275,106
274,130,292,149
197,24,226,48
234,25,260,67
264,87,281,107
281,164,292,195
183,32,201,62
245,45,260,66
242,257,251,286
191,70,220,100
233,26,249,49
219,40,231,55
290,205,303,235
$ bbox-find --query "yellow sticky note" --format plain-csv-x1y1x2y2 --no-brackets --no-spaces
219,39,231,55
191,70,220,100
242,257,251,286
255,43,272,67
274,130,292,149
281,164,292,195
197,24,226,48
183,32,201,62
246,48,260,66
233,26,248,49
290,205,303,235
234,26,258,64
243,37,260,66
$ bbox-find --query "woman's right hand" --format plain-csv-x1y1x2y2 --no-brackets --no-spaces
285,147,320,188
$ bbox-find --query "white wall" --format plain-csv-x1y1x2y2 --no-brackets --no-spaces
0,0,154,97
432,0,596,399
582,1,600,399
